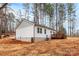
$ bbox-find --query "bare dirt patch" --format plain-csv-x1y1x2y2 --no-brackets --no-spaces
0,37,79,56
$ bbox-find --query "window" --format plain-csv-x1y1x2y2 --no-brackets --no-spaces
44,29,46,34
40,28,42,33
37,27,42,34
37,28,39,33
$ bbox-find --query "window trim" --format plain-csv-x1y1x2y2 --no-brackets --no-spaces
40,28,42,33
44,29,46,34
37,27,42,34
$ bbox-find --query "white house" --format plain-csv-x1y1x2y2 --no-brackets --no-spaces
16,20,54,42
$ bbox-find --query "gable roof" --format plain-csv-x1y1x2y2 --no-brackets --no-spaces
16,19,56,31
16,20,24,29
34,24,55,30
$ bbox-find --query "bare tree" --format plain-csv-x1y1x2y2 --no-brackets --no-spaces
67,3,76,36
0,3,8,37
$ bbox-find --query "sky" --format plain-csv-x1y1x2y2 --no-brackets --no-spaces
9,3,79,31
9,3,34,21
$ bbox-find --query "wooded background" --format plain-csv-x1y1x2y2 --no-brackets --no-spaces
0,3,77,37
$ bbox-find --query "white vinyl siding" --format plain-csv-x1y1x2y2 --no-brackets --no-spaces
16,20,34,40
35,26,52,38
16,20,54,42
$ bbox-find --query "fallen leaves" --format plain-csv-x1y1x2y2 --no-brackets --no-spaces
0,37,79,56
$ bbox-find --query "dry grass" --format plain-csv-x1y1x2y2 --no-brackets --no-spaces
0,37,79,56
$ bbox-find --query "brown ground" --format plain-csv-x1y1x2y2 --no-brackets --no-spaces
0,36,79,56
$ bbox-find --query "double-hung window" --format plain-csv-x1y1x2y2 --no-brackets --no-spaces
37,27,42,34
